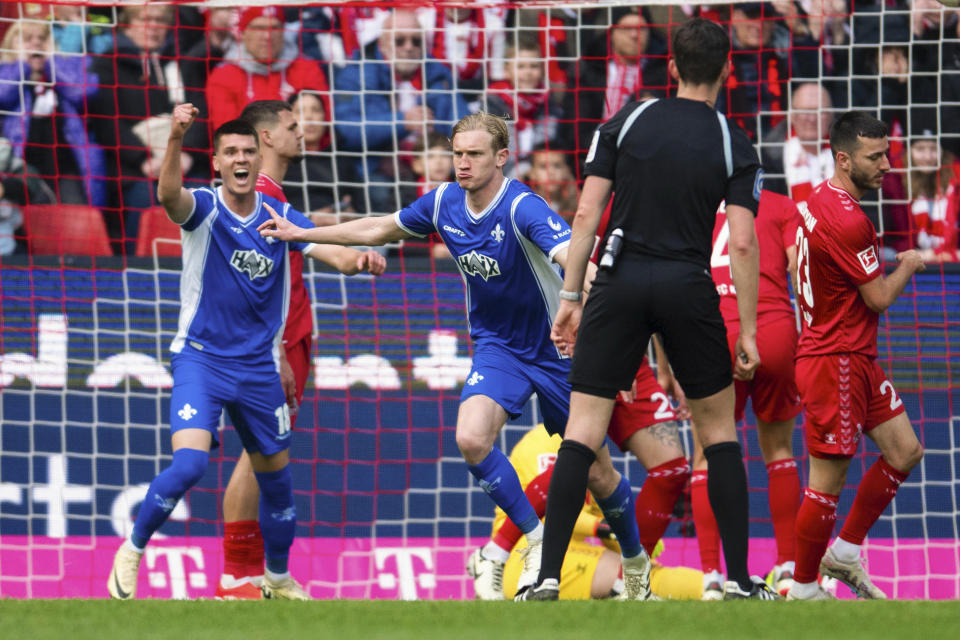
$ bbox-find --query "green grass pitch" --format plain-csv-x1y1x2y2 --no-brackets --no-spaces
3,600,959,640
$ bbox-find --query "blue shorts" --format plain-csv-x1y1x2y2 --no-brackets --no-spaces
169,345,290,455
461,344,571,436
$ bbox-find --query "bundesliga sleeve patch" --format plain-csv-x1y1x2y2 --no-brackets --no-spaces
857,246,879,275
585,129,600,164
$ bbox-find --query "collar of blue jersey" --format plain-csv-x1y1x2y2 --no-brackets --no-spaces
464,176,511,222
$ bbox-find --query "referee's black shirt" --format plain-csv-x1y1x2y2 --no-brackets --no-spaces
584,97,762,269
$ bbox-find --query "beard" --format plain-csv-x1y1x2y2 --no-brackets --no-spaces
849,163,882,192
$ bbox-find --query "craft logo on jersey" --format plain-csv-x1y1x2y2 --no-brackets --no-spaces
458,251,501,281
442,224,466,237
230,249,275,281
857,246,879,275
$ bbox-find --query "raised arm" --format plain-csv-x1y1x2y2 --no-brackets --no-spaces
858,250,925,313
157,104,199,224
259,208,411,247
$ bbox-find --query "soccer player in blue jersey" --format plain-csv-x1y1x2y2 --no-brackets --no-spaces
259,112,654,599
106,103,385,601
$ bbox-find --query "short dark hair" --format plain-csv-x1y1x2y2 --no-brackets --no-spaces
829,111,888,158
238,100,291,131
672,18,730,86
213,119,259,152
508,31,542,57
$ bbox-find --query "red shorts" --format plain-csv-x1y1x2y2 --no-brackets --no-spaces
726,314,802,423
607,360,676,451
796,353,906,458
284,333,312,408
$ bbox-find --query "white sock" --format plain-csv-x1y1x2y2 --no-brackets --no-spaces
830,538,861,563
776,560,796,574
525,522,544,543
124,539,145,554
265,569,291,583
790,580,821,599
481,541,510,563
703,570,723,589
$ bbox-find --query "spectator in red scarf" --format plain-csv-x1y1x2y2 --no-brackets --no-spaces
560,7,668,175
485,32,562,179
883,116,960,262
427,7,508,96
206,6,329,130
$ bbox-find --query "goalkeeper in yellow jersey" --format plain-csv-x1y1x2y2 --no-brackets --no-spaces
469,424,703,600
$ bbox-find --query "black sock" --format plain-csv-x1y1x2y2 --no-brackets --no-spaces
538,439,596,583
703,440,751,589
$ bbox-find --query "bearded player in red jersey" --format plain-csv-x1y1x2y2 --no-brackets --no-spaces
215,100,385,599
692,189,804,599
787,111,925,601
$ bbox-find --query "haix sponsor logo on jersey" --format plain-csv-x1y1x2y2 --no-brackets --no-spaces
458,251,501,281
798,201,818,232
857,246,879,275
230,249,275,281
442,224,466,237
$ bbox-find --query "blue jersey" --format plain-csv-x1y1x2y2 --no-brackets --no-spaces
396,178,571,362
171,187,314,362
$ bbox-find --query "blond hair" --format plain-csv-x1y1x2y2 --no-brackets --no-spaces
451,111,509,152
0,20,51,63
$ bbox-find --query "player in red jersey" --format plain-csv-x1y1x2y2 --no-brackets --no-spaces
215,100,385,599
787,111,925,600
693,190,804,598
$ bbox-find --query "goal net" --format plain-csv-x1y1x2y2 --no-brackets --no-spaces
0,0,957,600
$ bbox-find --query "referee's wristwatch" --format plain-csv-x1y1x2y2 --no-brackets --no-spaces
558,289,582,302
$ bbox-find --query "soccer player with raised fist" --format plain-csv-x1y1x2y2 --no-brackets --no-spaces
212,100,385,600
788,111,926,601
106,103,384,601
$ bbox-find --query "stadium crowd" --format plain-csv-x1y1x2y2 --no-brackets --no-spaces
0,1,958,260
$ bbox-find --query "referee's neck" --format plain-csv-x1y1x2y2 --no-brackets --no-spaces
676,81,722,109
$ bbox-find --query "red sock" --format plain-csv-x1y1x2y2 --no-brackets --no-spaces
793,488,838,584
635,457,690,556
690,470,721,573
492,466,553,551
839,457,909,545
766,458,801,564
223,520,262,578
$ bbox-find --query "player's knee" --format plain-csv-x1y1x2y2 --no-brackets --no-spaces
887,442,923,472
169,448,209,488
586,460,619,497
455,431,491,465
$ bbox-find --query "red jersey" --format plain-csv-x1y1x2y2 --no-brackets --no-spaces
256,174,313,346
796,180,882,358
710,190,799,327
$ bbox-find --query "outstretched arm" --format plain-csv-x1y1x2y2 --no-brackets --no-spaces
158,103,199,224
306,244,386,276
259,207,411,247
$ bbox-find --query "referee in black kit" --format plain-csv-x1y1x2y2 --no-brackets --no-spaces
522,18,779,601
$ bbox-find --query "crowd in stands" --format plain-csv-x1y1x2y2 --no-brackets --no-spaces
0,2,957,261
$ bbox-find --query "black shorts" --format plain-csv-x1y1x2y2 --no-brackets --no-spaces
569,254,732,400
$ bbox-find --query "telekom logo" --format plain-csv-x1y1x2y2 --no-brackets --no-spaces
145,547,207,599
374,548,437,600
